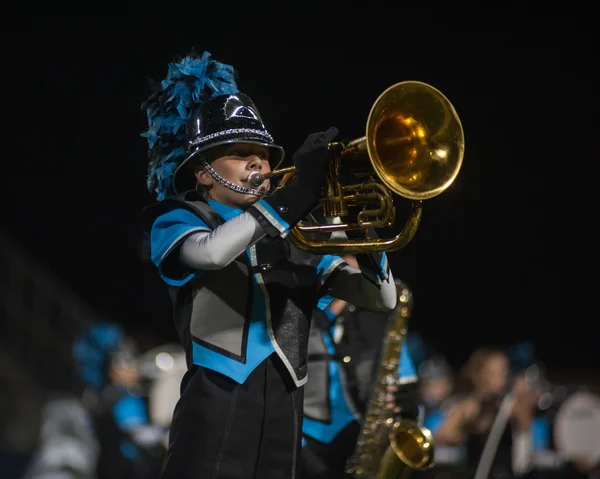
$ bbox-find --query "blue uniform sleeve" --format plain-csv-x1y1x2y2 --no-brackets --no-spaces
247,199,292,238
316,254,346,288
531,416,551,451
423,409,446,435
398,345,418,384
316,253,397,312
246,184,319,239
150,208,211,286
113,395,149,431
313,246,390,289
316,295,336,315
356,251,391,285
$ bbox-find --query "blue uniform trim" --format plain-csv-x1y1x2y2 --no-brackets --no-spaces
531,416,550,451
423,409,446,434
399,345,417,383
191,256,275,383
379,253,389,279
316,295,335,313
302,330,356,443
252,199,291,237
167,200,277,384
112,395,148,431
120,441,138,460
149,198,335,385
207,198,244,221
150,200,244,286
324,308,337,322
150,208,210,286
316,255,344,287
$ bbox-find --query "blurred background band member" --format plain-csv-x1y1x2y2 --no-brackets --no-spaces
301,255,422,479
418,356,468,478
434,347,539,479
72,322,166,479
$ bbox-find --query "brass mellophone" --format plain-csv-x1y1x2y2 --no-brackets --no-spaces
250,81,465,255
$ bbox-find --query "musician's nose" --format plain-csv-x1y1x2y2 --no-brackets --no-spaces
247,156,263,171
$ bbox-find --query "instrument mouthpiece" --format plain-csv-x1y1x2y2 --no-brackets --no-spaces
247,171,266,188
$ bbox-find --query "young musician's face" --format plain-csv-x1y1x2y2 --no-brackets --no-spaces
195,143,271,209
477,353,509,396
420,376,453,407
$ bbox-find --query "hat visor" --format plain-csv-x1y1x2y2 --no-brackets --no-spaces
173,139,285,195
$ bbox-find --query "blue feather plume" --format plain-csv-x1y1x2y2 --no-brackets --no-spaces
141,51,239,200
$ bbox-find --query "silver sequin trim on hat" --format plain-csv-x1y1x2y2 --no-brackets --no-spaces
201,159,267,197
189,128,274,146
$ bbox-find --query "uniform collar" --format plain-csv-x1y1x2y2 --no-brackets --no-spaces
208,198,244,221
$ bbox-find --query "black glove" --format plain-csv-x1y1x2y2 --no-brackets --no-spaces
394,382,421,422
292,127,339,196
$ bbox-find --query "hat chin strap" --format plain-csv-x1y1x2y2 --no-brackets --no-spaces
200,158,267,197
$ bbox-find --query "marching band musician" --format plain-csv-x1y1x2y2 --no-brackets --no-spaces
301,258,423,479
138,50,398,479
72,322,166,479
434,347,540,479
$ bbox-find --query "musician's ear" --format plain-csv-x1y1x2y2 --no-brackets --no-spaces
195,168,213,187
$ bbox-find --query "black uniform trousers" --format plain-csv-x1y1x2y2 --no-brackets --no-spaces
160,353,304,479
301,421,361,479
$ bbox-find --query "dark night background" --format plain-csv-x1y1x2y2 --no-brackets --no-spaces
1,16,598,373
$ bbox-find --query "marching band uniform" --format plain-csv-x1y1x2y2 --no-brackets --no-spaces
301,287,420,478
138,51,398,479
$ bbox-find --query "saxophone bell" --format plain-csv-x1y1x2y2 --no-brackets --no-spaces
378,420,435,479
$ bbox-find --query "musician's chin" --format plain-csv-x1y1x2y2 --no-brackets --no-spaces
237,193,261,208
